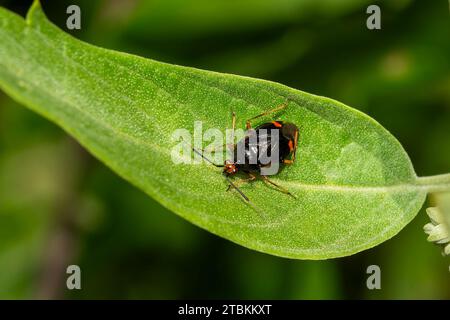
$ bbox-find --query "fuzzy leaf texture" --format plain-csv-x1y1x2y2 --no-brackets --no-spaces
1,1,449,259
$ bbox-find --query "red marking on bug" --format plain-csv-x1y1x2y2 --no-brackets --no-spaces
272,121,282,128
288,140,294,151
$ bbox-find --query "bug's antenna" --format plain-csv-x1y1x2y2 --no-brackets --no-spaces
192,147,224,167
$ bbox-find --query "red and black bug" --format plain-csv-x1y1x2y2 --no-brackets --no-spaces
193,101,299,207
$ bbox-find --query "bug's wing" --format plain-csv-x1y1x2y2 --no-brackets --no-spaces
235,131,259,165
257,130,280,161
245,134,260,164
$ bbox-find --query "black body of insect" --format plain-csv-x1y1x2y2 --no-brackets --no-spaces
224,121,299,176
193,101,299,206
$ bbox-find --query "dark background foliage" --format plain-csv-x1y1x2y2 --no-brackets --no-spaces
0,0,449,299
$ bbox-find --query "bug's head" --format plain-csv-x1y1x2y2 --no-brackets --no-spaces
223,160,238,175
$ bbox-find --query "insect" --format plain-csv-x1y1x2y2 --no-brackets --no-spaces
193,101,299,208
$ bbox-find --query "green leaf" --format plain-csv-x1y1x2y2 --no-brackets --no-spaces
1,1,449,259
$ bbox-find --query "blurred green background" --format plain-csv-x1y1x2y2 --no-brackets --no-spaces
0,0,449,299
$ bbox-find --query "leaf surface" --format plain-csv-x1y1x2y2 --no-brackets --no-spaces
1,2,442,259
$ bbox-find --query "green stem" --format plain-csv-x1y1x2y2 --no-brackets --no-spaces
417,173,450,193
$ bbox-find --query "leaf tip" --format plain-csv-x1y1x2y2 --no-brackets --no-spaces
26,0,44,25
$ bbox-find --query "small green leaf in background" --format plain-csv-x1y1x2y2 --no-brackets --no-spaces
0,1,449,260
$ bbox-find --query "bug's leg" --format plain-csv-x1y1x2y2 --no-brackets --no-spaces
245,101,289,129
226,173,256,191
291,129,299,162
283,129,299,165
224,110,236,152
225,175,267,217
206,110,237,153
260,175,296,199
231,111,236,144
